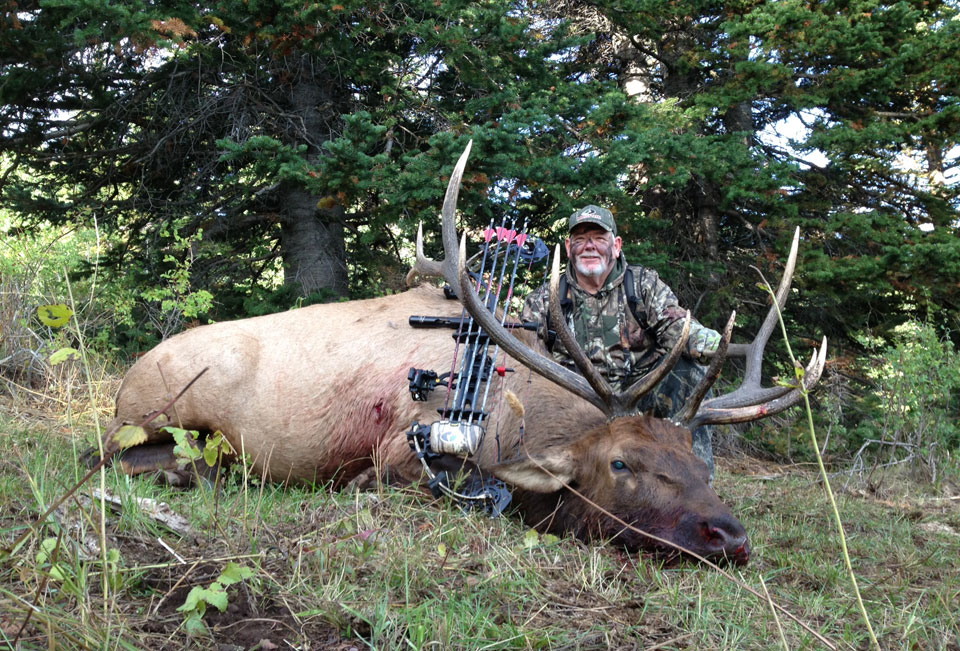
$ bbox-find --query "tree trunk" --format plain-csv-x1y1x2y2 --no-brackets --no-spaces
723,101,754,148
280,187,348,297
696,200,720,276
278,56,349,298
661,30,721,273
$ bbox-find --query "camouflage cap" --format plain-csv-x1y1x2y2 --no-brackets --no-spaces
568,205,617,237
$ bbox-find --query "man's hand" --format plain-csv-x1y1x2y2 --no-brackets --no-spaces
689,327,722,360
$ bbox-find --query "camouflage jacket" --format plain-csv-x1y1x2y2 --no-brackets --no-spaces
521,255,720,391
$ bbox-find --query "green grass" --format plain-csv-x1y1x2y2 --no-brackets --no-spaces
1,406,959,650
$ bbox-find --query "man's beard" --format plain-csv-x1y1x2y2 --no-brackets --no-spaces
574,250,614,278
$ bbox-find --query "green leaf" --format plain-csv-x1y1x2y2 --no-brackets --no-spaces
178,585,227,613
202,441,219,467
49,347,80,365
36,538,66,581
164,426,197,441
182,611,208,637
218,562,254,586
202,431,233,467
105,547,123,590
35,536,57,564
167,427,202,461
111,425,148,450
522,529,540,549
36,304,73,328
48,564,66,581
178,586,205,613
212,430,234,455
202,586,229,612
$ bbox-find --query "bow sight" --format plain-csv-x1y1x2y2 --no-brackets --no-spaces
406,217,546,516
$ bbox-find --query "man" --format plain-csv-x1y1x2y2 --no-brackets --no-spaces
522,205,721,478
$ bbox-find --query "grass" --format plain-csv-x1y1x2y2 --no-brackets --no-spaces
1,392,959,650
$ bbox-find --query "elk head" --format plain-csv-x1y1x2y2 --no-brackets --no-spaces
425,141,827,566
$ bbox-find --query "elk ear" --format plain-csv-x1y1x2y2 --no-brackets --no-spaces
492,450,576,493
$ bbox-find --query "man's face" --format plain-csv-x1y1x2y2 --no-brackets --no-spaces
565,224,622,281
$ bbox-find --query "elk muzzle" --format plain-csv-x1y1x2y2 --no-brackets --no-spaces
679,511,751,566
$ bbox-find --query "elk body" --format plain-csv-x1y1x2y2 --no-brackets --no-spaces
104,144,826,567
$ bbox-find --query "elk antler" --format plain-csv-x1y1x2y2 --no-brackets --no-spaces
406,219,491,287
672,311,737,424
677,228,828,429
434,143,604,412
435,144,825,425
405,141,477,287
451,234,609,412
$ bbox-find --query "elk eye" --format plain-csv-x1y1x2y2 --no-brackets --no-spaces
611,460,628,472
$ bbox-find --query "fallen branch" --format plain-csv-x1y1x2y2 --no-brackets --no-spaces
87,489,193,536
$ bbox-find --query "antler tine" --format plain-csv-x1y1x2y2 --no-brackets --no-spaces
674,311,736,425
405,222,444,286
545,242,694,417
546,244,619,415
699,229,799,361
438,140,474,290
619,311,691,413
689,337,827,428
685,228,828,427
455,234,609,413
741,226,801,386
692,228,801,413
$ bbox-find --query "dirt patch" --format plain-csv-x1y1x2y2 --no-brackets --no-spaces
149,582,343,649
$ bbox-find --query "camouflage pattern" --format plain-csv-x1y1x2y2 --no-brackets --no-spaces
521,254,718,478
568,205,617,236
521,256,720,386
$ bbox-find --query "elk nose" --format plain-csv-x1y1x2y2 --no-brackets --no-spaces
700,517,751,566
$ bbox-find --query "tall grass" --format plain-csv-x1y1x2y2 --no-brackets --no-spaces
760,272,879,650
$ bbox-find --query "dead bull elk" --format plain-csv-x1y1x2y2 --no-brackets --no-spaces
102,143,826,566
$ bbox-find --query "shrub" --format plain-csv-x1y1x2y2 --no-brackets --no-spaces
733,319,960,484
0,224,100,388
858,320,960,481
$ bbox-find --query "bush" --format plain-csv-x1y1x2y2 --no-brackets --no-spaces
734,318,960,484
0,225,99,388
858,320,960,481
0,220,132,396
0,265,50,387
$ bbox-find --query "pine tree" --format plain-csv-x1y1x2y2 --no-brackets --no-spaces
543,0,959,345
0,0,635,313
